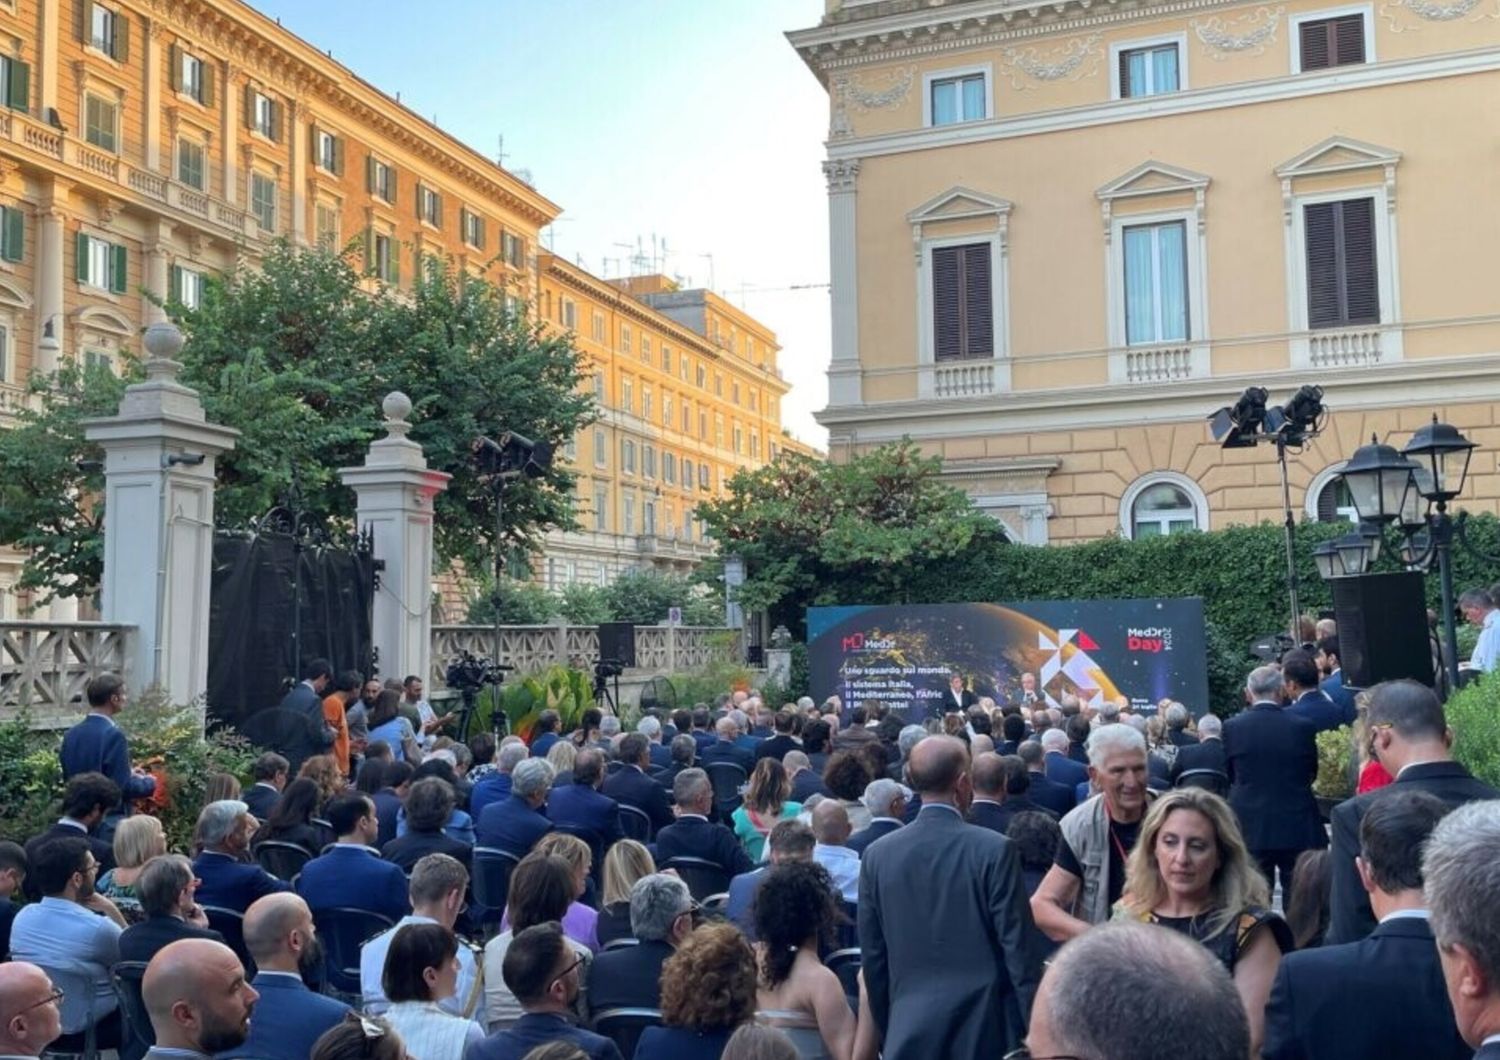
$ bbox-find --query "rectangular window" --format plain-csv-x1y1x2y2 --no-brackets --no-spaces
84,93,117,152
644,445,657,480
368,158,396,203
732,381,740,404
171,264,205,309
641,335,651,363
681,401,691,433
250,173,277,232
621,377,633,414
85,348,114,373
372,232,397,284
593,372,605,401
715,414,725,448
501,231,523,268
314,128,341,174
315,203,340,249
179,51,204,102
733,425,743,454
642,388,653,421
664,452,677,485
699,411,708,440
592,312,605,342
696,364,706,388
249,90,277,139
0,204,22,263
644,500,657,536
1298,14,1367,71
662,344,672,372
1122,221,1189,345
417,185,442,228
683,510,693,541
90,4,127,60
0,56,30,114
1119,44,1180,98
663,395,673,427
461,208,485,249
679,353,689,381
1305,198,1379,329
929,73,986,126
562,299,576,329
621,325,632,353
714,373,723,397
593,427,607,467
698,464,710,491
177,139,205,190
751,431,761,459
593,485,608,531
75,232,126,293
932,242,994,360
684,458,695,491
622,439,636,474
623,495,636,535
750,390,759,412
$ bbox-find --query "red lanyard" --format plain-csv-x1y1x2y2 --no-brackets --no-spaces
1104,797,1132,864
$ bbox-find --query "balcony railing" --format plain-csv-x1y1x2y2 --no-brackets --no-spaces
1124,344,1195,383
428,623,739,689
1308,326,1384,368
933,359,999,398
1,621,136,727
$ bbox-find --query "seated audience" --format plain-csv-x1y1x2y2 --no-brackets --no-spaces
236,892,350,1060
529,711,563,758
23,772,120,896
586,873,695,1012
1117,787,1292,1054
397,760,477,845
482,853,593,1030
361,854,481,1021
299,753,348,812
821,753,874,832
119,853,223,964
477,759,557,856
721,1025,799,1060
809,800,859,905
801,721,831,775
702,716,756,773
754,711,799,764
311,1013,407,1060
596,840,656,946
0,841,26,959
96,814,167,922
1025,921,1250,1060
381,922,485,1059
1421,799,1500,1057
297,792,411,922
250,777,332,860
602,734,674,834
732,759,802,863
1285,849,1332,950
471,740,529,820
9,836,125,1047
752,861,856,1060
142,937,258,1056
382,777,472,873
637,715,673,770
847,778,907,855
654,769,753,880
662,734,699,789
569,708,605,751
371,760,413,849
203,772,242,804
634,922,758,1060
521,833,600,953
784,751,828,805
468,733,499,782
1264,790,1466,1059
547,741,578,788
0,960,62,1057
368,689,424,764
546,749,623,850
728,820,815,939
468,923,620,1060
192,800,289,913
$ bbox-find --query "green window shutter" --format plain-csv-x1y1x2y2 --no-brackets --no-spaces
243,84,255,129
388,169,397,204
169,43,181,91
332,136,344,177
2,206,23,262
363,226,373,275
365,155,375,193
110,242,127,294
113,13,129,62
80,0,93,44
201,62,215,107
9,60,29,114
169,264,182,302
433,193,442,229
75,230,89,282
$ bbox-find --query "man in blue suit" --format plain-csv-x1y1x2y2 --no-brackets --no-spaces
528,711,562,758
297,793,409,923
546,749,623,850
191,800,288,914
638,715,673,769
470,741,528,820
232,892,349,1060
602,735,675,834
1316,636,1358,722
476,758,555,855
1019,742,1075,816
1263,789,1468,1060
727,820,815,937
1041,730,1088,791
1283,649,1347,733
653,770,752,879
60,674,158,814
700,717,755,773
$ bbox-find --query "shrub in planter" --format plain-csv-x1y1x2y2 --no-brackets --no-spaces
1314,726,1356,800
1447,676,1500,789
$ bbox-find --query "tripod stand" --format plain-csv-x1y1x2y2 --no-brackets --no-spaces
592,662,621,714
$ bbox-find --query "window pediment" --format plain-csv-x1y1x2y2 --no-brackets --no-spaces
1275,136,1400,180
1097,162,1209,241
0,276,32,309
907,185,1013,263
72,304,132,337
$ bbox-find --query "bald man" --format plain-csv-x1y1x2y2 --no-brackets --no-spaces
811,799,859,903
142,938,258,1059
235,893,348,1060
0,962,62,1057
857,735,1039,1060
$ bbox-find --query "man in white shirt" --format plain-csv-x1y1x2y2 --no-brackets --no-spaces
360,853,484,1023
810,799,860,904
403,676,453,750
1461,588,1500,674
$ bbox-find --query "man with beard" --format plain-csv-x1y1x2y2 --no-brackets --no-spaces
232,893,348,1060
141,937,259,1059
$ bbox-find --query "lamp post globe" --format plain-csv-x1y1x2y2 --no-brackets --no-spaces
1401,415,1475,504
1339,434,1416,526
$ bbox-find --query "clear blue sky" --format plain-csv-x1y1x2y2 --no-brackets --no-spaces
247,0,831,445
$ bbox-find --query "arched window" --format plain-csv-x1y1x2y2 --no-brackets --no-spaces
1119,472,1208,540
1305,464,1358,524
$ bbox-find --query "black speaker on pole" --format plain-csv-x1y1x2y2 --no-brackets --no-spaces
1330,571,1434,689
597,622,636,667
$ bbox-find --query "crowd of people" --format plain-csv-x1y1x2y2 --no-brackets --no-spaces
3,632,1500,1060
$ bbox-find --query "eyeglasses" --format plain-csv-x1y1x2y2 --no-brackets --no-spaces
549,955,585,989
13,987,64,1016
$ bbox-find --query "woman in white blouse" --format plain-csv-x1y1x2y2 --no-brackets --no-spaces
380,922,484,1060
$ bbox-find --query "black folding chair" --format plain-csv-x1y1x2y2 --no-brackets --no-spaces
111,961,154,1058
203,905,255,976
705,762,747,815
472,847,521,932
618,804,653,843
663,856,732,901
701,892,730,918
827,947,862,1002
592,1007,663,1060
313,907,398,998
255,840,312,881
1175,768,1230,797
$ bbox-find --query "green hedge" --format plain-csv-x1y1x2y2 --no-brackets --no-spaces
1448,675,1500,788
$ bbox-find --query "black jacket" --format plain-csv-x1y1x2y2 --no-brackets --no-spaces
754,733,799,763
23,822,114,900
1025,770,1075,817
243,783,281,821
653,815,752,877
1326,761,1499,944
1169,737,1227,787
602,764,675,833
847,818,902,855
585,938,674,1012
380,829,471,873
120,914,225,965
1223,703,1325,853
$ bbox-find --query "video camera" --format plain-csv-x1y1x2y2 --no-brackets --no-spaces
445,650,513,692
594,659,625,679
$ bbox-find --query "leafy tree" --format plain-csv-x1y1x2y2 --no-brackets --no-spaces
602,569,724,626
555,583,611,625
464,577,557,625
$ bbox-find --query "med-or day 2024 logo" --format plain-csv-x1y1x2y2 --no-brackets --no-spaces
1125,627,1174,653
841,632,896,652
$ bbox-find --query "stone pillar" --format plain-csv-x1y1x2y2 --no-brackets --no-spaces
288,100,307,245
339,393,450,687
824,158,862,407
82,323,238,706
143,219,172,326
220,62,238,204
143,20,162,171
35,181,67,374
38,0,59,117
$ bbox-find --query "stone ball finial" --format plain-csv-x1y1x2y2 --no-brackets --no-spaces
382,391,413,422
142,321,185,361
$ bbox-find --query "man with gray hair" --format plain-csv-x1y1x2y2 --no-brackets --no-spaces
470,739,530,819
1460,587,1499,673
664,732,698,787
785,749,828,804
1170,712,1227,794
1032,725,1148,941
1224,664,1324,897
191,800,288,913
653,768,752,878
636,714,672,770
475,757,556,856
1424,799,1500,1057
701,716,754,772
1025,921,1249,1060
586,874,693,1012
1041,727,1087,793
120,854,223,965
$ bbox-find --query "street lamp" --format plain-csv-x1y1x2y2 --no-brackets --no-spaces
1403,416,1475,503
1340,435,1415,528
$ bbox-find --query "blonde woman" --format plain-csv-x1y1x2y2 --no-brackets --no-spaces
96,815,167,921
546,740,578,784
1116,787,1292,1054
598,839,656,945
496,832,601,954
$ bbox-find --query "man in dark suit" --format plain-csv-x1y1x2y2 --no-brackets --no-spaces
528,710,562,758
381,778,472,873
859,736,1038,1059
0,841,24,960
603,734,674,834
1224,665,1326,895
471,742,527,820
242,753,289,822
848,778,909,855
944,673,977,713
271,660,337,775
476,758,556,856
688,707,716,754
235,892,350,1060
1316,636,1358,722
1283,649,1348,733
998,713,1027,757
586,873,693,1011
59,674,158,813
23,773,119,898
1063,714,1091,766
1169,713,1228,794
1041,730,1088,791
786,751,830,804
727,821,815,937
546,748,623,851
1326,680,1499,944
1163,702,1200,748
297,793,410,922
970,755,1057,836
638,715,674,770
1019,741,1074,816
653,769,752,878
1263,789,1467,1060
754,710,800,763
193,800,289,913
372,761,413,849
119,854,224,965
1423,799,1500,1059
700,717,755,773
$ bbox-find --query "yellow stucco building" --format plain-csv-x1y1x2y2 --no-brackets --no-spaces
789,0,1500,545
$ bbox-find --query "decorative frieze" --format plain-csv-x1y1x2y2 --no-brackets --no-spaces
1002,34,1104,88
1192,6,1284,59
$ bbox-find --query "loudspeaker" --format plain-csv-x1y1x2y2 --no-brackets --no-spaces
597,622,636,668
1330,571,1434,689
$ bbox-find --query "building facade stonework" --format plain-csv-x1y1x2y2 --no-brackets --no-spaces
788,0,1500,544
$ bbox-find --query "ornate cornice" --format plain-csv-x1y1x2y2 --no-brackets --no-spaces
823,158,862,193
